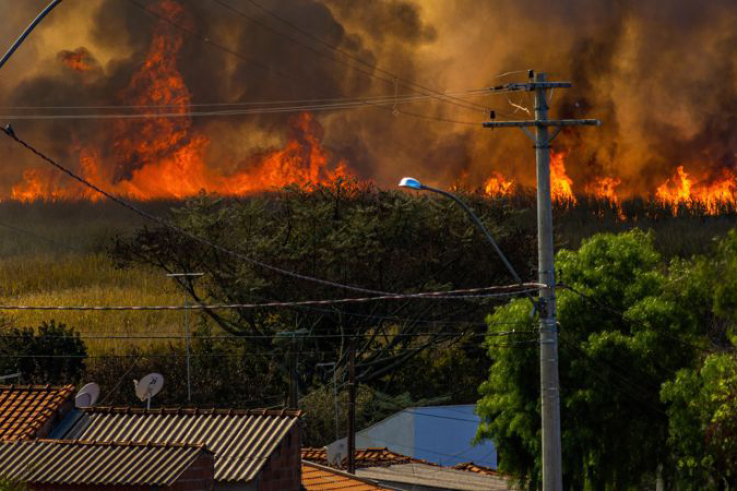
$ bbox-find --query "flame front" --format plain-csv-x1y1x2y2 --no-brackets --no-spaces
549,151,576,204
587,177,621,203
484,172,514,197
656,166,737,213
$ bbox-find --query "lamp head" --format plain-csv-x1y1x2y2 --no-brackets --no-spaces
398,177,423,190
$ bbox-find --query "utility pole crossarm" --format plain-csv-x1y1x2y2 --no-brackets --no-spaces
483,119,600,128
503,82,573,91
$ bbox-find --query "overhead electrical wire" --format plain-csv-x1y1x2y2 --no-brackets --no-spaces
0,284,540,311
0,330,535,340
0,90,494,121
0,88,491,111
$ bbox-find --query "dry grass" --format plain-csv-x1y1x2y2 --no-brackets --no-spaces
0,252,187,353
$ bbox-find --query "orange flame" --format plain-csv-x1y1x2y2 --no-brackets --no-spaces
587,176,621,203
484,172,514,197
656,166,737,213
550,151,576,204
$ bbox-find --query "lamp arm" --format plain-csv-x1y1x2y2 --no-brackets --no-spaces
421,185,524,285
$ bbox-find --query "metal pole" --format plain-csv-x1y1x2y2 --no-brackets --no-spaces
184,298,191,403
0,0,64,72
288,334,299,408
333,363,339,441
347,337,357,474
534,72,563,491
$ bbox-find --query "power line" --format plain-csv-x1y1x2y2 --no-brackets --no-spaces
0,330,535,340
0,343,536,359
0,284,540,311
0,92,490,121
0,89,491,111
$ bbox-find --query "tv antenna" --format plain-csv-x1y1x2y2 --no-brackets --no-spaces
74,383,100,408
134,373,164,409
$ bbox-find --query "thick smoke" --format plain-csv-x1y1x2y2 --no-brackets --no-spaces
0,0,735,198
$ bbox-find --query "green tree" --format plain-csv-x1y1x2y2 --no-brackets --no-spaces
477,229,701,489
659,230,737,489
0,320,87,385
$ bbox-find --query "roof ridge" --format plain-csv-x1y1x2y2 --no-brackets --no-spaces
84,406,303,418
0,384,75,392
24,439,208,450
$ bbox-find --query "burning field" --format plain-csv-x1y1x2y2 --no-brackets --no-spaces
0,0,736,213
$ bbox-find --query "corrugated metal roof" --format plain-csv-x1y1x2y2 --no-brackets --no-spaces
0,439,207,486
61,407,302,483
0,385,75,441
302,462,392,491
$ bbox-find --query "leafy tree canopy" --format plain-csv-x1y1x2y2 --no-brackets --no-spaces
477,229,702,489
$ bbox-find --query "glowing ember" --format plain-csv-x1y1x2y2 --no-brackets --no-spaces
484,172,514,197
587,176,621,203
656,166,737,213
550,151,576,204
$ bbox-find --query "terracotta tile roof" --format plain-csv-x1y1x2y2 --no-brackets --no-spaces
60,406,302,483
0,439,209,486
453,461,499,476
302,446,433,469
0,384,75,441
302,461,391,490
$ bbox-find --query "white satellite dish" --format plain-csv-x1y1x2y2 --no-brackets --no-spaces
75,383,100,408
134,373,164,409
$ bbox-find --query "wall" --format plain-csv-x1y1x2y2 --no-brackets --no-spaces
257,425,301,491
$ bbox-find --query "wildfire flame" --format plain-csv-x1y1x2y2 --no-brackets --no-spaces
10,0,350,203
656,166,737,213
484,172,514,197
550,151,576,204
587,176,621,203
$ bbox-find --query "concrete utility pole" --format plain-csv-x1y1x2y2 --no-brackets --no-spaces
483,71,600,491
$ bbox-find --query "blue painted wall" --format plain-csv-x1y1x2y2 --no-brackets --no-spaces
353,404,497,468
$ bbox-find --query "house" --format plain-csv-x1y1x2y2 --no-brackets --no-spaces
0,439,215,491
302,447,512,491
0,384,75,441
324,405,496,468
302,461,393,490
52,407,302,491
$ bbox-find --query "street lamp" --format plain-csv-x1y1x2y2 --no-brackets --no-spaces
398,177,523,285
